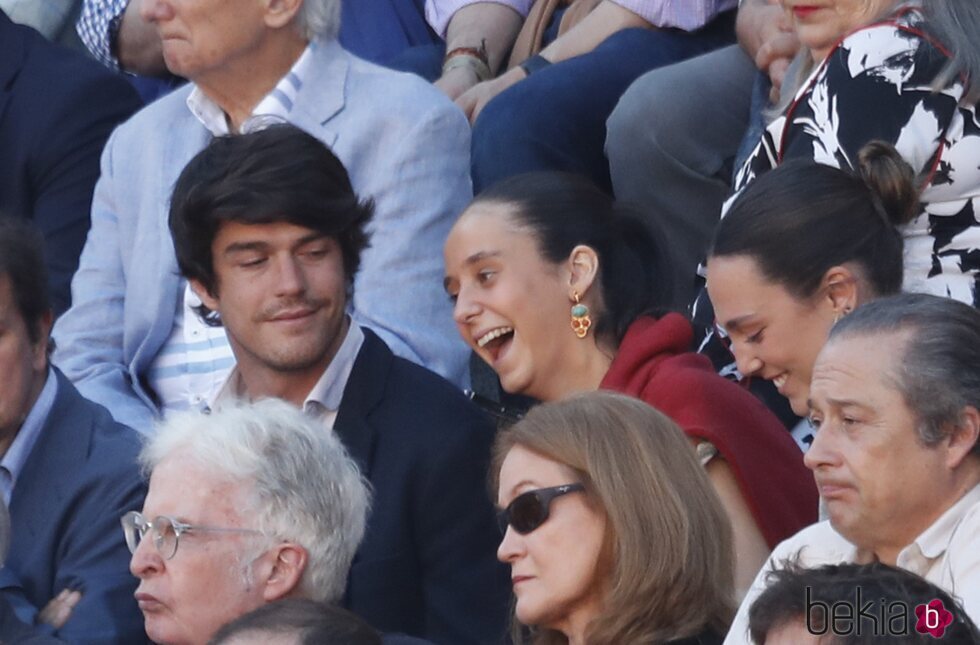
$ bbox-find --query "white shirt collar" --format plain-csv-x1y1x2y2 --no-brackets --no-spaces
185,41,317,135
208,319,364,420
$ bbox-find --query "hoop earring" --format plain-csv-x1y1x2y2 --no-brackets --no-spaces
570,291,591,339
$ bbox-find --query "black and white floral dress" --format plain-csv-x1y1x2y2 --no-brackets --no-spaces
735,5,980,306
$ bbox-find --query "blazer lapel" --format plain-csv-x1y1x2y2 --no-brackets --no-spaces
333,329,389,474
10,371,94,538
288,39,350,148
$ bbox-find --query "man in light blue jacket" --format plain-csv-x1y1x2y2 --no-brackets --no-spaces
53,0,472,432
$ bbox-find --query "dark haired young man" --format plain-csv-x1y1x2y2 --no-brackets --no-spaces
168,125,509,645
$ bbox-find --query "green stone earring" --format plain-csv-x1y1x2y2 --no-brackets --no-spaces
570,291,591,339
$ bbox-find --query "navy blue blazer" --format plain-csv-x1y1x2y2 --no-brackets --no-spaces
335,330,510,645
3,369,147,643
0,11,140,315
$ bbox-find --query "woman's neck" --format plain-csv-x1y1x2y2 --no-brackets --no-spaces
540,337,615,402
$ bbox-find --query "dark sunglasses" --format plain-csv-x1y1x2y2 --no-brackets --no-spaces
497,483,585,535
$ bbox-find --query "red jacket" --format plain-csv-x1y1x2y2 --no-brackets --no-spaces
601,313,818,548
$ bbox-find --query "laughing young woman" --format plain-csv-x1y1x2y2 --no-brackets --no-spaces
443,172,817,595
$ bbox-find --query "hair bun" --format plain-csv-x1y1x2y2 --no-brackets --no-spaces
856,141,920,226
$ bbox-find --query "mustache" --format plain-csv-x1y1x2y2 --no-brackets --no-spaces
256,297,327,321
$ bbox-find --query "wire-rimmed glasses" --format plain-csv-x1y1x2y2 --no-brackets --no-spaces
121,510,264,560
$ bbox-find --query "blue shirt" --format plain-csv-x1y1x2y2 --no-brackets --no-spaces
0,368,57,505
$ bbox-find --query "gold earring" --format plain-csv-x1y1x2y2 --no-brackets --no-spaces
570,291,591,339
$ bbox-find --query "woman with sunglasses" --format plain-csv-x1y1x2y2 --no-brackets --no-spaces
494,391,734,644
705,142,916,442
444,172,817,594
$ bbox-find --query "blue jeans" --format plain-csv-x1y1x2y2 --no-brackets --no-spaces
471,12,736,194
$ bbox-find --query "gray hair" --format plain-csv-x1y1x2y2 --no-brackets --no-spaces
296,0,341,41
828,293,980,456
923,0,980,105
142,400,371,602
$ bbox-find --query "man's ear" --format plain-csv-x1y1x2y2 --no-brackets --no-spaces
261,543,308,601
945,406,980,470
32,309,54,371
189,278,220,313
263,0,304,30
567,245,600,300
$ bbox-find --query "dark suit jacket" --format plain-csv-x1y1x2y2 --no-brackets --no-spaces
4,369,147,643
0,595,64,644
0,11,140,315
335,330,510,645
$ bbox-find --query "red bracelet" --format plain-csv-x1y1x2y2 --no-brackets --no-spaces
443,39,489,68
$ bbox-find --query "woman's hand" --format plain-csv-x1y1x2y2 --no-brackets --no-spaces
456,66,527,124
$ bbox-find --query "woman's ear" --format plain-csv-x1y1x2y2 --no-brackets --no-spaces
567,245,600,299
822,265,859,318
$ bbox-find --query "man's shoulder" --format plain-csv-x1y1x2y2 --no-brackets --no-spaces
358,331,475,406
350,331,492,434
110,82,195,141
5,21,140,126
323,43,466,126
42,371,143,475
769,520,856,568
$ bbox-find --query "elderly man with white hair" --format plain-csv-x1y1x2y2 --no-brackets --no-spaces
53,0,474,433
124,400,371,645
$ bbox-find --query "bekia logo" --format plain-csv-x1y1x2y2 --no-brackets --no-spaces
807,588,958,639
915,599,954,638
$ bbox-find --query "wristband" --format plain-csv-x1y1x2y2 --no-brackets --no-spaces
442,55,492,82
443,41,492,82
519,54,552,77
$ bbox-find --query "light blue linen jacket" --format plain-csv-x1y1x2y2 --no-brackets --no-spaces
52,39,472,432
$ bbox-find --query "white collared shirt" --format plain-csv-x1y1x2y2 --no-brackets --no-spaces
208,321,364,431
185,42,316,136
724,484,980,643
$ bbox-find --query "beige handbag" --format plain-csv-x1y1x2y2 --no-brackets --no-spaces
507,0,603,69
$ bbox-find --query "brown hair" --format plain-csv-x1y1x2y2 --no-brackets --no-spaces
711,141,917,300
492,392,735,644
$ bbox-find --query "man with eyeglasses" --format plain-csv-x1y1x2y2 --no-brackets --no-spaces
0,218,146,643
165,124,509,644
124,399,371,645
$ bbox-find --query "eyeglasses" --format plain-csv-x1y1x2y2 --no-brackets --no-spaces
121,511,264,560
497,483,585,535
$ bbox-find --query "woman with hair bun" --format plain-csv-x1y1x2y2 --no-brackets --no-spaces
443,172,817,594
493,392,735,644
707,141,917,428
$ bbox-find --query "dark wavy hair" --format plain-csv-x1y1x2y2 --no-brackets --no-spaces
169,123,373,321
473,172,670,348
750,560,980,644
0,217,50,343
